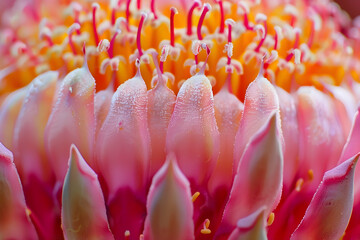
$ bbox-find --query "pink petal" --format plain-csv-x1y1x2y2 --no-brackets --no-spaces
0,142,38,239
147,80,176,177
13,71,58,182
275,86,299,190
233,74,280,172
208,88,244,195
62,144,114,240
96,72,150,195
94,88,113,138
166,74,219,187
290,154,359,240
143,153,194,240
44,65,95,181
228,207,267,240
296,86,345,185
218,113,283,237
0,86,28,151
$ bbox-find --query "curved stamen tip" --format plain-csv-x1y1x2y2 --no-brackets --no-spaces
225,18,235,26
258,54,266,78
197,3,211,40
68,23,81,35
92,2,100,10
170,7,178,14
150,50,165,86
198,43,210,75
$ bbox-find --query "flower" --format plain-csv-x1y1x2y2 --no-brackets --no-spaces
0,0,360,239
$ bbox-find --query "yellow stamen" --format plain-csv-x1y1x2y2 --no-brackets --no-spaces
192,191,200,202
267,212,275,226
308,169,314,181
295,178,304,192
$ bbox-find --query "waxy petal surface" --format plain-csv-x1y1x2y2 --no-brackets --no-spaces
96,73,150,195
291,154,359,240
228,207,267,240
94,88,113,138
233,74,280,171
208,88,244,195
147,81,176,177
45,65,95,181
143,154,194,240
220,113,283,236
13,71,58,181
0,143,37,240
62,145,113,240
166,74,219,186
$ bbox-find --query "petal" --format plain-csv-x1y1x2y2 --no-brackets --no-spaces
0,142,37,239
228,207,267,240
296,86,345,184
233,74,280,172
143,153,194,240
62,145,114,240
94,88,113,138
291,154,359,240
147,82,176,177
208,88,244,195
96,73,150,195
13,71,58,182
0,86,28,150
219,113,283,237
275,86,299,190
166,74,220,186
45,65,95,181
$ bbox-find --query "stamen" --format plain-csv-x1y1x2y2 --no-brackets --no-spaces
267,212,275,226
295,178,304,192
170,7,178,47
68,23,81,55
151,0,157,20
254,13,268,52
307,19,315,48
274,26,282,50
308,169,314,181
108,30,120,58
238,2,253,30
71,2,82,35
285,28,301,61
200,219,211,234
197,3,211,40
136,12,147,57
92,3,100,46
216,0,225,33
124,230,130,239
159,45,170,73
198,43,210,75
225,19,235,65
39,27,54,47
150,51,166,86
137,0,141,10
111,1,121,26
187,0,201,36
126,0,131,31
192,191,200,202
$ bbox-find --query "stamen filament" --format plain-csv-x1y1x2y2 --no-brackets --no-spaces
137,13,147,57
197,4,211,40
68,23,80,55
92,3,100,46
126,0,131,31
217,0,225,33
255,18,268,52
170,8,178,47
285,28,301,61
187,0,201,36
151,0,157,20
137,0,141,10
108,30,120,58
307,20,315,48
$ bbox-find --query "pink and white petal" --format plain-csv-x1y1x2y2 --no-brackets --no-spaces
143,153,194,240
147,81,176,178
13,71,58,182
219,113,283,237
296,86,345,185
0,86,28,151
0,143,38,240
94,88,113,138
208,88,244,195
233,74,280,172
228,207,267,240
45,65,95,181
166,74,220,187
62,145,114,240
96,73,150,195
291,154,359,240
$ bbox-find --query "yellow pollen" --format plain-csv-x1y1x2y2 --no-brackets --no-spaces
295,178,304,192
124,230,130,237
267,212,275,226
308,169,314,181
201,218,211,234
25,207,32,217
192,191,200,202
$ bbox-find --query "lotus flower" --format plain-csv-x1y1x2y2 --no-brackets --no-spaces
1,0,360,239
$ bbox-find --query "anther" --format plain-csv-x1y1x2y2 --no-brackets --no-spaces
124,230,130,239
136,12,147,57
254,13,268,52
170,7,178,47
197,3,211,40
295,178,304,192
192,191,200,202
267,212,275,226
187,0,201,36
92,3,100,46
216,0,225,34
200,219,211,234
111,0,121,25
284,4,298,27
68,23,81,55
308,169,314,181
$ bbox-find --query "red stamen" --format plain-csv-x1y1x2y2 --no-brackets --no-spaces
74,12,81,35
151,51,166,86
151,0,157,19
285,28,300,61
92,3,100,46
111,9,116,26
307,20,315,48
197,3,211,40
170,7,178,47
137,0,141,9
243,13,253,30
255,21,268,52
137,12,147,57
126,0,131,31
217,0,225,33
274,31,279,50
227,24,232,65
199,43,210,74
44,35,54,47
187,0,201,36
290,15,296,27
68,23,80,55
108,30,120,58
